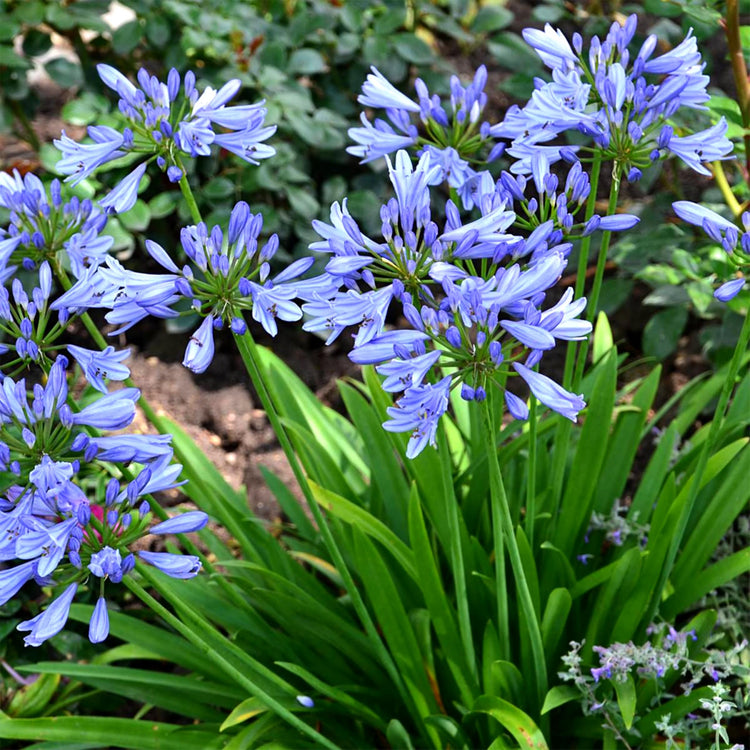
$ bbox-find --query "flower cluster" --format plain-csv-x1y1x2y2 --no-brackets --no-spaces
304,149,600,457
0,169,111,279
56,201,336,374
54,65,276,213
348,65,499,193
493,15,732,180
0,353,206,646
672,201,748,301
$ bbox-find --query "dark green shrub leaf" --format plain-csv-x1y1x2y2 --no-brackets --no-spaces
113,20,143,55
288,48,327,75
202,177,235,201
119,199,151,233
643,307,688,360
471,6,513,32
22,30,52,58
45,58,83,87
146,15,171,46
392,33,434,64
13,1,45,26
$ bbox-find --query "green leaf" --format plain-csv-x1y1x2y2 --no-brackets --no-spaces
391,33,434,64
540,588,571,668
22,30,52,57
288,49,327,75
0,46,30,68
312,482,418,582
408,485,477,704
613,675,637,729
112,20,143,55
553,348,617,557
44,58,83,88
643,306,688,360
541,684,578,715
351,531,439,746
663,548,750,619
118,199,150,232
7,674,59,718
148,191,179,219
203,176,235,201
472,695,549,749
61,93,108,126
146,15,171,46
471,6,513,32
18,663,236,722
285,185,320,219
0,717,226,749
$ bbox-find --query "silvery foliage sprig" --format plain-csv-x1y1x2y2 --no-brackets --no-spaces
656,683,747,750
560,626,748,746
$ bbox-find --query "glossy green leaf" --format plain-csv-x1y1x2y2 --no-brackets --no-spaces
472,695,548,749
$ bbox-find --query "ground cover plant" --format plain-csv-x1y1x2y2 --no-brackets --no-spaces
0,1,749,748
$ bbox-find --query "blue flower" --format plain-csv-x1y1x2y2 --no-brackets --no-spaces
54,65,276,205
715,278,745,301
138,550,202,579
183,315,216,374
666,118,733,176
0,560,39,606
359,67,421,113
67,345,131,393
88,597,109,643
513,363,585,421
17,583,77,647
98,163,147,214
150,511,208,535
383,376,452,458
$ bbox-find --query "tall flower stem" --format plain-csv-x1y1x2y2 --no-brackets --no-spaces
572,170,621,388
178,170,203,224
526,394,538,548
482,399,547,710
564,152,603,388
125,571,338,750
548,153,603,512
233,329,419,732
643,307,750,629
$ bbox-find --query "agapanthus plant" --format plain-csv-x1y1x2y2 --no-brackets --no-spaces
348,65,500,198
56,201,336,374
54,65,276,213
0,354,205,646
304,149,599,457
493,15,733,180
0,169,111,278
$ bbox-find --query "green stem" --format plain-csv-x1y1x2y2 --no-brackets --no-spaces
178,172,203,224
548,153,603,514
439,432,477,679
233,329,419,733
643,307,750,629
482,400,547,709
125,571,338,750
526,395,537,548
564,152,603,389
572,169,621,389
